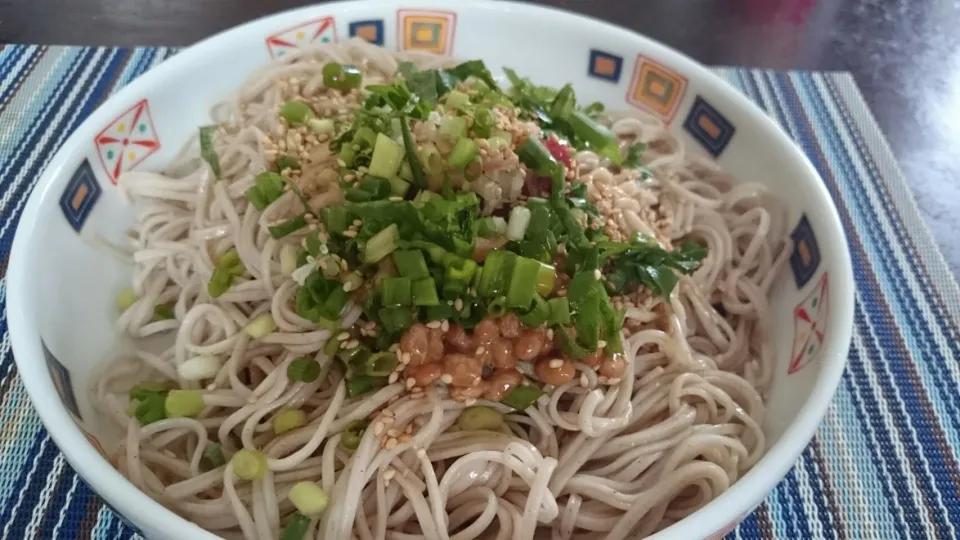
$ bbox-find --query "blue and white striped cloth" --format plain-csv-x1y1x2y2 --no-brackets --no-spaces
0,45,958,539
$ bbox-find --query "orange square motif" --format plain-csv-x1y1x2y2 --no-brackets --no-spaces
397,10,457,55
626,55,688,122
593,56,617,77
355,25,378,42
698,115,722,138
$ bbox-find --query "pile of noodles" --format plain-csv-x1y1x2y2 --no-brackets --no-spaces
91,39,790,540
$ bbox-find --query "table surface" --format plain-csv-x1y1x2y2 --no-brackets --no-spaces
1,0,957,276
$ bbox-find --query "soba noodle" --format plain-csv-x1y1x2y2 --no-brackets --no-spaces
92,38,790,540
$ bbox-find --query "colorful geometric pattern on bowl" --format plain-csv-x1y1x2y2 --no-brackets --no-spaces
683,96,736,157
349,19,385,46
587,49,623,83
42,340,81,420
58,159,101,233
265,16,337,58
397,9,457,55
626,54,688,121
93,99,160,185
789,213,821,288
788,272,829,375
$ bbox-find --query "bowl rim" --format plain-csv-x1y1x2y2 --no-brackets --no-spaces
5,0,855,538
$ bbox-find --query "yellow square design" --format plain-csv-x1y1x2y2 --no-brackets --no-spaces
626,55,688,121
398,11,456,55
71,184,88,210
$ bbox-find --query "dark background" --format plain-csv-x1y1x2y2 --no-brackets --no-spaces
1,0,958,274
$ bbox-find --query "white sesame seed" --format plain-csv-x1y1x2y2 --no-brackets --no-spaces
608,377,621,385
373,421,385,436
346,339,360,349
383,468,396,480
455,298,463,311
401,352,411,364
352,219,362,226
389,344,400,352
386,428,401,438
476,346,485,355
382,415,395,424
440,374,453,384
343,281,357,292
441,320,449,332
548,359,564,369
412,387,423,394
546,329,554,340
385,437,398,449
426,320,441,329
597,340,607,349
406,378,416,390
388,372,399,384
593,269,602,280
464,398,477,406
343,230,358,238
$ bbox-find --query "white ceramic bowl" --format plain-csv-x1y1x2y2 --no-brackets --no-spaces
6,1,854,538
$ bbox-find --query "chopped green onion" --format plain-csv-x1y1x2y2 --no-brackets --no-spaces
363,224,400,264
516,137,560,178
446,258,479,287
548,297,571,325
199,125,221,180
517,295,550,328
556,325,592,360
246,172,286,211
488,296,508,317
338,344,370,368
358,175,392,199
448,138,478,169
280,513,312,540
270,215,308,239
289,481,329,517
473,107,495,138
389,175,411,196
425,302,456,322
569,111,621,164
200,443,226,471
525,205,552,239
306,118,335,134
369,133,405,178
418,143,444,177
393,250,430,279
208,249,246,298
323,287,351,319
232,449,267,480
346,375,386,397
177,354,223,381
354,126,377,148
500,385,544,410
151,303,175,321
380,277,412,306
378,306,415,333
280,245,299,276
439,116,468,139
134,394,166,425
363,352,398,377
246,313,277,339
281,102,315,126
477,216,507,237
506,256,541,309
321,205,349,235
273,408,307,435
400,115,427,189
506,206,532,241
129,381,173,401
275,155,301,171
116,287,137,311
164,389,204,418
288,357,322,383
322,62,362,89
412,277,440,306
478,250,516,297
536,263,557,297
456,406,504,431
445,90,470,109
340,419,369,452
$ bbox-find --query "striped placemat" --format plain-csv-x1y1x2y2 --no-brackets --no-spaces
1,45,959,540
